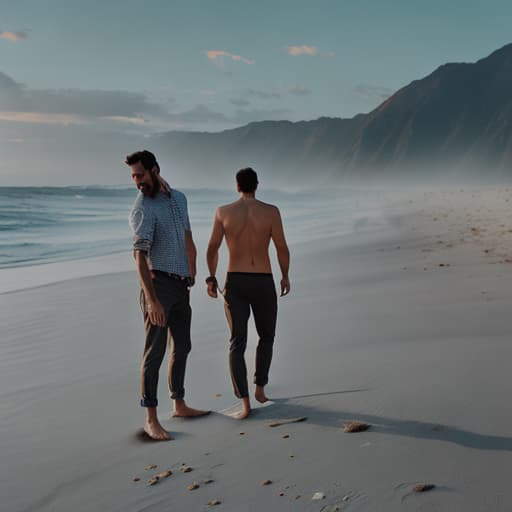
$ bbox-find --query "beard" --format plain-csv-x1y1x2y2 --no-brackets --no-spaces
138,183,152,196
139,172,161,197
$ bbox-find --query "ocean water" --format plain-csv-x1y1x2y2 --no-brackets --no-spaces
0,185,383,271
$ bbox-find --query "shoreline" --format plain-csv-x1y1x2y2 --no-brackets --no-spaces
3,186,512,511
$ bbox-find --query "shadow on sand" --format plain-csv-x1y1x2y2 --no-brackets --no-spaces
252,389,512,452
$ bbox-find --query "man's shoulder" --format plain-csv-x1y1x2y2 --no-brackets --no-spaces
258,199,278,210
171,189,187,203
217,200,238,213
131,192,147,211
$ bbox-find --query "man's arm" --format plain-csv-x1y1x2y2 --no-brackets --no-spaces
185,230,197,285
134,250,166,326
206,208,225,298
271,207,290,296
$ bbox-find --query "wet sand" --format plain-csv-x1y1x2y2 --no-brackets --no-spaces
2,186,512,511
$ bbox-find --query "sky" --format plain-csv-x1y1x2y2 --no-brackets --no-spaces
1,0,511,185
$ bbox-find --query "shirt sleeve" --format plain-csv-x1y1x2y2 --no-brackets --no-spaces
129,205,155,252
182,195,191,232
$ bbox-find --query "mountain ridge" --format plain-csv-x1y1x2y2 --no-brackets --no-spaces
151,43,512,183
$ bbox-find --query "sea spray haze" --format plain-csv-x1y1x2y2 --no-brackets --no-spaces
0,185,385,270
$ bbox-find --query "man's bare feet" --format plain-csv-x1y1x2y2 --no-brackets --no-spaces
255,385,269,404
230,397,251,419
173,400,210,418
144,419,173,441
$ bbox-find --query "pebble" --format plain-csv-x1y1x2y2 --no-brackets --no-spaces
343,421,371,433
147,478,159,486
156,470,172,479
261,479,273,486
203,479,214,484
188,482,200,491
181,466,193,473
144,464,157,470
413,483,435,493
208,499,222,506
312,492,325,500
282,434,290,439
132,477,140,482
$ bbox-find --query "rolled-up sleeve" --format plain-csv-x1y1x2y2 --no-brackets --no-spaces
129,206,154,252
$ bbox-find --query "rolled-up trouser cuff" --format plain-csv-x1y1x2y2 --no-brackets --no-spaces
170,391,185,400
140,397,158,407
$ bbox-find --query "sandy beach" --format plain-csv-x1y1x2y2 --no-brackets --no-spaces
2,186,512,511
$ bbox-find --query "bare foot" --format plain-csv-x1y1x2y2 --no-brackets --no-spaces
173,402,210,418
230,397,251,420
144,420,173,441
255,386,269,404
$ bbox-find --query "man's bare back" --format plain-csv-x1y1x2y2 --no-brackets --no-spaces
218,198,280,273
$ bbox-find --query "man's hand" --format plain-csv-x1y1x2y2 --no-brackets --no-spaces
206,277,218,298
280,276,291,297
146,300,166,326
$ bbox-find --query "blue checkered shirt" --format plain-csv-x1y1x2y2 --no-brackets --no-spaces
129,189,191,277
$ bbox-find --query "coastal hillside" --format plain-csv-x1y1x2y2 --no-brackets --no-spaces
152,43,512,183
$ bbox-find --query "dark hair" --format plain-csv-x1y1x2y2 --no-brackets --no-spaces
236,167,258,193
125,150,160,173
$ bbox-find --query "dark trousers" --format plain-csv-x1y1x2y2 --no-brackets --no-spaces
223,272,278,398
140,273,192,407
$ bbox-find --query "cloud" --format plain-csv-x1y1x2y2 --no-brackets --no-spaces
204,50,255,66
289,85,312,96
0,31,27,42
0,71,171,125
230,98,251,107
166,104,229,124
286,45,318,56
285,46,334,58
353,84,393,101
247,88,280,100
0,112,84,125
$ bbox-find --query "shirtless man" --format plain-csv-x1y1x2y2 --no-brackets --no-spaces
206,167,290,419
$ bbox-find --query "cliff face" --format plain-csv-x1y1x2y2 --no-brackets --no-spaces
152,44,512,183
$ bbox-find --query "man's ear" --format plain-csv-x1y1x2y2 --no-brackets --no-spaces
152,165,159,175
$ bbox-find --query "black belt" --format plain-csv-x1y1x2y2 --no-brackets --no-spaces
152,270,187,281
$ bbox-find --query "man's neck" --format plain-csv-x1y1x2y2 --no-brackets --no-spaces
240,192,256,200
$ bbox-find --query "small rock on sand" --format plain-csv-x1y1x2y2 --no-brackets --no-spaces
413,483,435,493
282,434,290,439
343,421,370,433
188,482,200,491
312,492,325,500
132,477,140,482
203,479,214,484
261,480,273,486
156,470,172,479
144,464,157,471
208,499,222,506
147,478,159,486
181,466,193,473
